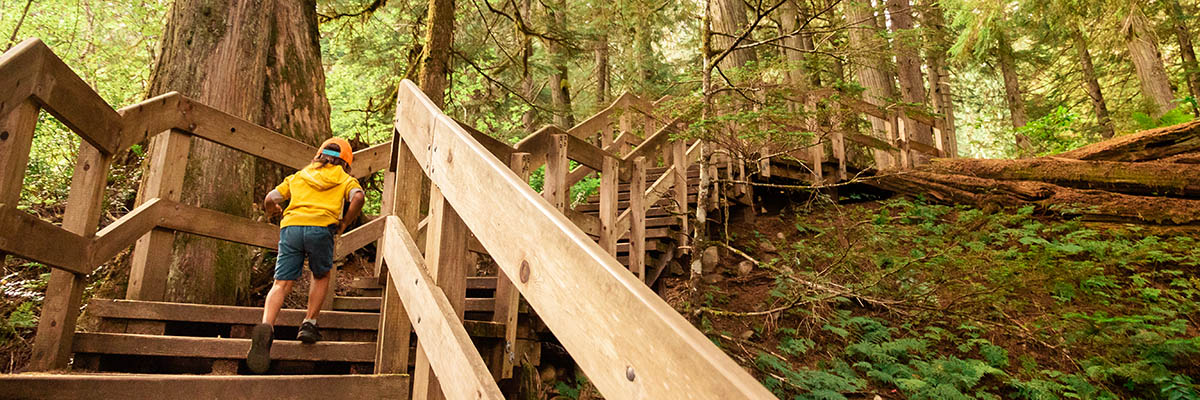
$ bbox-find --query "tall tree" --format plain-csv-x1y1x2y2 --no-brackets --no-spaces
1122,2,1177,117
419,0,456,107
710,0,756,72
921,0,959,155
1072,27,1115,138
886,0,934,148
1167,0,1199,115
147,0,332,304
546,0,576,127
846,0,898,167
948,1,1034,153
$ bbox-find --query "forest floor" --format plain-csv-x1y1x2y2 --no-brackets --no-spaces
643,192,1200,400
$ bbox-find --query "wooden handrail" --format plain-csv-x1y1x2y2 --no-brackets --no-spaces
380,217,504,399
394,79,773,399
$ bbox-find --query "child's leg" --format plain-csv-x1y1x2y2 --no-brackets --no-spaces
262,279,295,325
263,226,304,325
303,225,336,319
305,274,330,320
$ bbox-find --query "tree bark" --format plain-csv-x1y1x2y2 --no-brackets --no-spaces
595,34,610,106
710,0,756,71
921,1,957,156
1058,120,1200,162
1072,28,1114,138
518,0,536,131
1124,3,1178,117
1168,0,1200,116
419,0,455,108
885,0,934,148
867,171,1200,225
926,157,1200,198
546,0,574,127
995,32,1035,155
146,0,331,305
845,0,897,168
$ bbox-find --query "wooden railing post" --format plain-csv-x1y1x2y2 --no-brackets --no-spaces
30,142,112,371
598,156,620,254
630,157,647,280
671,138,688,251
599,115,613,148
126,129,191,301
897,114,911,168
544,134,569,211
490,152,530,380
0,101,38,264
412,185,472,400
618,108,633,156
376,138,417,375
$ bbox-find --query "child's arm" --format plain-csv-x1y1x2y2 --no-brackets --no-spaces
339,189,366,234
264,189,285,219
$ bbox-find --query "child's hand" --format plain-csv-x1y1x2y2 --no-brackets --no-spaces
265,201,283,218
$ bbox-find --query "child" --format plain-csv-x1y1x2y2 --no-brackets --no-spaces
246,137,365,374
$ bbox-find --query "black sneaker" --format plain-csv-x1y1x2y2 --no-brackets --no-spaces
297,321,322,344
246,323,273,374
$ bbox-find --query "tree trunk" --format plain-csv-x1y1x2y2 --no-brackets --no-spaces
926,158,1200,197
419,0,455,108
921,0,957,156
1058,120,1200,162
1168,0,1200,116
845,0,897,167
595,34,610,106
518,0,536,131
257,0,335,197
995,32,1035,155
1072,28,1115,138
147,0,330,305
867,171,1200,225
710,0,756,71
546,0,574,127
1124,3,1178,117
885,0,933,149
635,17,654,89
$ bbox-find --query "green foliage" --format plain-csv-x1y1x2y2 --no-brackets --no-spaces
1132,101,1197,130
1017,106,1095,155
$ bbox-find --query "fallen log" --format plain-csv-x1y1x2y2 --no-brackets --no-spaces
1058,120,1200,161
1152,151,1200,164
926,157,1200,198
868,171,1200,225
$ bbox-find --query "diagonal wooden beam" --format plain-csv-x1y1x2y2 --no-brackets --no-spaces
0,206,89,274
334,216,387,259
89,198,166,267
381,217,504,400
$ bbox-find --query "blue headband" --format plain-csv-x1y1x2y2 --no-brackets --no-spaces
321,149,341,158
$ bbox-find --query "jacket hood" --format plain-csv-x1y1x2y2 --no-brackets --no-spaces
296,163,349,191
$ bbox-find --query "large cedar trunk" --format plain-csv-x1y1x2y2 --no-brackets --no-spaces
885,0,934,148
710,0,756,71
1072,28,1114,138
518,0,536,131
926,158,1200,197
419,0,455,107
1168,0,1200,115
921,1,958,156
845,0,897,167
147,0,332,305
1124,4,1177,117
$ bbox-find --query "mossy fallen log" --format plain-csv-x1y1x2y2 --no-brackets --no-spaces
868,171,1200,225
926,157,1200,198
1058,120,1200,161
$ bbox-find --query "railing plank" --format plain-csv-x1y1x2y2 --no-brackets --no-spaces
394,80,774,399
630,157,647,280
375,135,419,374
412,187,472,400
156,200,278,249
0,206,90,274
0,99,39,266
384,217,503,400
352,141,392,178
26,40,123,155
90,199,165,268
334,216,387,259
30,142,111,371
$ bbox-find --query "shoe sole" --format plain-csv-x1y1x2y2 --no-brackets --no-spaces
246,323,273,374
298,332,320,344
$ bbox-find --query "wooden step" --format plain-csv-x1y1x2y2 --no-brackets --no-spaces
352,276,497,291
73,332,375,363
585,185,699,203
0,373,410,400
573,194,697,213
332,296,524,315
89,299,507,339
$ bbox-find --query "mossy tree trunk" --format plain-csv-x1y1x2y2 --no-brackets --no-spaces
146,0,332,305
419,0,455,108
845,0,898,167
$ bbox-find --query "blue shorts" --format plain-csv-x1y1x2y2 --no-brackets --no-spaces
275,225,335,281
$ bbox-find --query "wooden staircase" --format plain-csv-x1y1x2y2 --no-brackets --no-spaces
0,38,776,399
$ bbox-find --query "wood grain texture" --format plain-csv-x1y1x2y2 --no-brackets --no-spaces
413,187,472,400
382,217,504,400
0,374,410,400
394,80,773,399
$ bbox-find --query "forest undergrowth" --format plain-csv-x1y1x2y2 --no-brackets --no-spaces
660,196,1200,400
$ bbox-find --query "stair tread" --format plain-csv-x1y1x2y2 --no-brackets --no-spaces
0,373,410,399
72,332,375,362
89,299,378,330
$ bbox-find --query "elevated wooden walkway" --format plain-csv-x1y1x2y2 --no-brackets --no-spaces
0,38,775,399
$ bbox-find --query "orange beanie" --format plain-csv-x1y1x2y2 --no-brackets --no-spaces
317,137,354,166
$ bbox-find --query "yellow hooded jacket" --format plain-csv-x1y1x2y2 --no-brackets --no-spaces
275,163,362,228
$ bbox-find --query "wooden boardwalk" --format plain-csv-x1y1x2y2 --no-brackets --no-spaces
0,36,949,398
